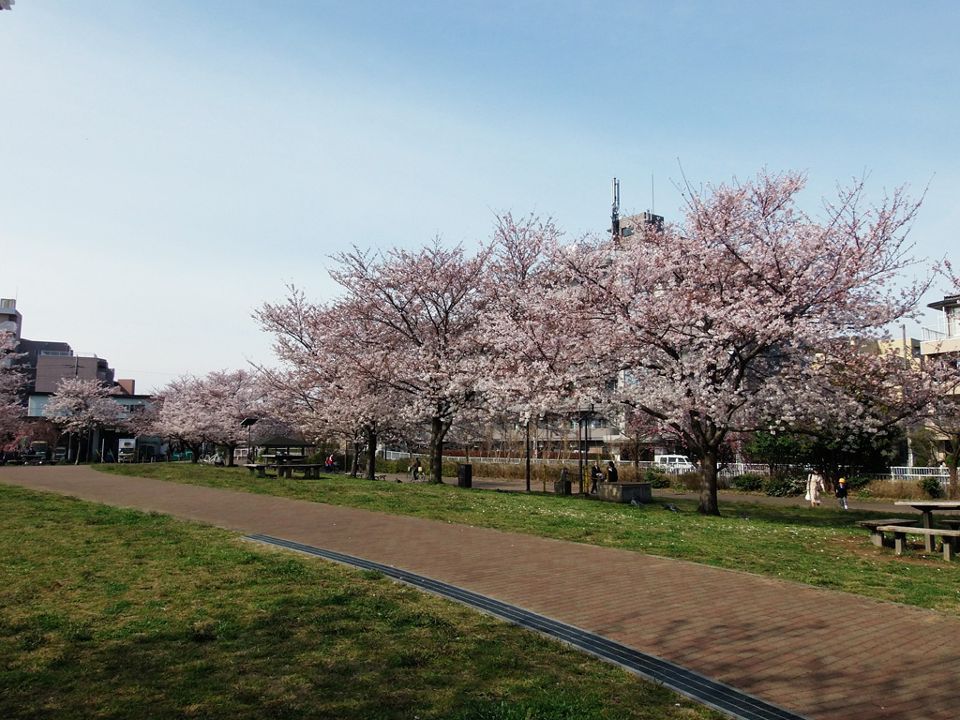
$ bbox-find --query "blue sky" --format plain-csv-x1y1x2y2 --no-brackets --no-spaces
2,1,957,391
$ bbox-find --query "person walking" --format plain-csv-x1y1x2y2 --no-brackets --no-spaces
805,470,825,508
835,477,849,510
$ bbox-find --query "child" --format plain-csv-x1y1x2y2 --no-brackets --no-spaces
835,477,849,510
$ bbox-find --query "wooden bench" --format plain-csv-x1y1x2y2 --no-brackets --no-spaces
856,518,917,547
875,525,960,561
939,518,960,531
244,463,267,478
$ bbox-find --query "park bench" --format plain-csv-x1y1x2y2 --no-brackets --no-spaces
245,463,267,478
856,518,917,547
875,525,960,561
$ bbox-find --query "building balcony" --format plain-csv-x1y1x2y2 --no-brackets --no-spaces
920,335,960,356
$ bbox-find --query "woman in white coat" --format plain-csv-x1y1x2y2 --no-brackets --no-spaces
806,471,825,507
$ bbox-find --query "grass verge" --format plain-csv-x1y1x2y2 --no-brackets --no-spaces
98,464,960,615
0,483,719,720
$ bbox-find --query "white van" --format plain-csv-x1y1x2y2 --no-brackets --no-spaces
653,454,695,473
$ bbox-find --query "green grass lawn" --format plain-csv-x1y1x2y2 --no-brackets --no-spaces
0,483,720,720
100,464,960,615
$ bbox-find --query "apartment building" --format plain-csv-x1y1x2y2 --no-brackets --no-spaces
1,298,140,416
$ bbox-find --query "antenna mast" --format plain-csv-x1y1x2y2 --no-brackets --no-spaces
611,177,621,241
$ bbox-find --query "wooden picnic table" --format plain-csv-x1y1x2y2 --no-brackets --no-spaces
244,462,325,479
894,501,960,552
271,463,325,479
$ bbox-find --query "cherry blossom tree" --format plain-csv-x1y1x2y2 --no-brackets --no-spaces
752,340,948,482
198,369,260,466
256,290,404,480
43,377,128,463
151,375,212,462
479,214,614,487
151,370,260,465
556,171,927,514
481,214,580,411
324,241,493,483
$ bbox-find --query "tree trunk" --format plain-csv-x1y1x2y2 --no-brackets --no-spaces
428,415,448,484
189,442,202,463
365,426,377,481
698,446,721,515
351,441,360,477
224,444,237,467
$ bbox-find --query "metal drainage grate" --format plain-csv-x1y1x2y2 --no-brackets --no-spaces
246,533,806,720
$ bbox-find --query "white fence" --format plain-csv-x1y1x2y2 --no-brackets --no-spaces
383,451,950,482
886,466,949,478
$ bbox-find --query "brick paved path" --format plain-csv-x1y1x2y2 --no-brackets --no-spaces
2,465,958,720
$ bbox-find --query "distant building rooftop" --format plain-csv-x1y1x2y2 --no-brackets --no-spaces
928,295,960,312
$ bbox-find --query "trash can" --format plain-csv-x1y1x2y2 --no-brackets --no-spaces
457,463,473,488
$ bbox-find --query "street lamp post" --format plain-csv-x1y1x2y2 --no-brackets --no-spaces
577,411,584,494
525,419,531,493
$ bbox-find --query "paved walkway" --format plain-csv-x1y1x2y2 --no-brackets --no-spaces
2,465,958,720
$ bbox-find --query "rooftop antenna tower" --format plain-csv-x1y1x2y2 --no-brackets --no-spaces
611,177,621,241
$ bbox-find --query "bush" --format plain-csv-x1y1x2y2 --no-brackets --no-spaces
844,475,872,491
856,479,919,500
731,473,765,492
763,474,805,497
643,468,671,488
673,471,702,492
919,475,944,499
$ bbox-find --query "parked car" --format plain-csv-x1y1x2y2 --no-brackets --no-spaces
653,454,696,474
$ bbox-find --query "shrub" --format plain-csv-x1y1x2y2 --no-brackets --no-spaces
763,474,805,497
673,471,702,492
643,468,671,488
844,475,872,491
857,479,918,500
731,473,765,492
919,475,944,499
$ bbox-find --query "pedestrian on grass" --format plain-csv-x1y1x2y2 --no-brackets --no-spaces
836,477,849,510
805,470,825,508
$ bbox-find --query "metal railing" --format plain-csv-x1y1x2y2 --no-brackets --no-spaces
886,466,949,478
384,452,950,482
